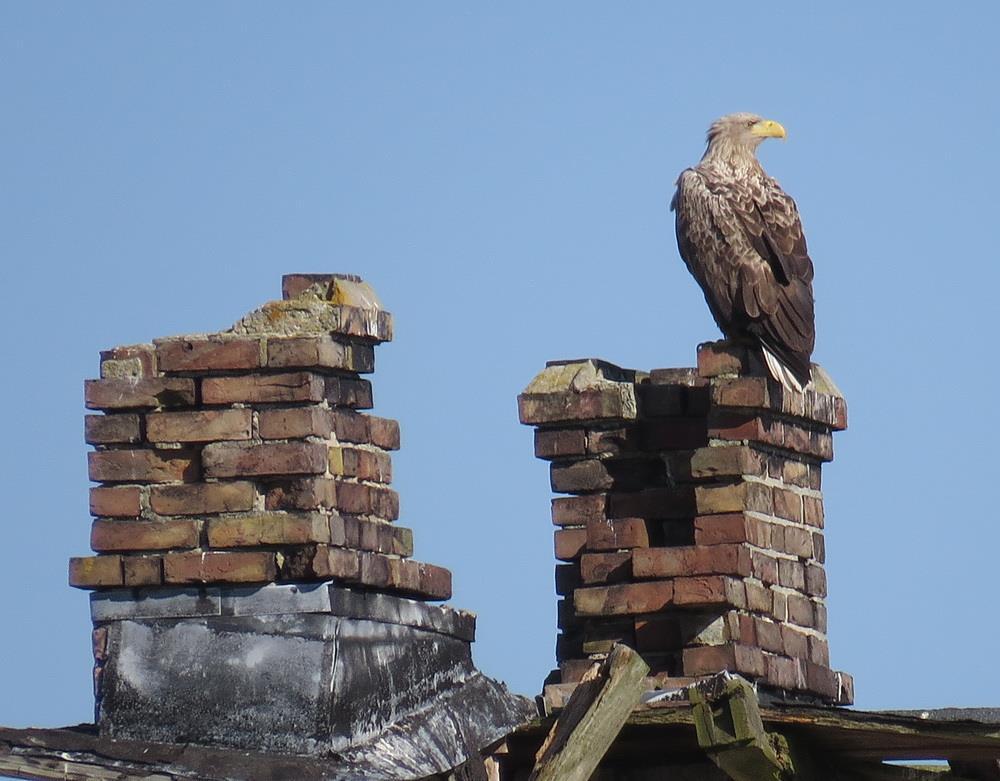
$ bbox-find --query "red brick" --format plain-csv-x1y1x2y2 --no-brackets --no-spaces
325,376,374,409
580,552,631,584
735,614,757,646
780,526,814,558
202,373,324,405
284,546,361,580
711,376,771,409
778,558,806,591
765,654,806,691
554,528,587,561
123,556,163,586
812,532,826,563
85,378,195,410
750,551,779,585
90,486,142,518
814,602,828,633
781,624,810,660
146,409,252,443
803,660,839,700
518,386,637,426
88,449,199,484
69,555,123,588
149,481,255,515
156,337,261,372
746,580,772,614
808,635,830,666
786,594,815,628
772,487,803,522
85,414,141,444
91,519,200,552
257,407,329,440
163,551,277,584
202,441,327,478
99,344,156,379
672,575,745,607
551,494,606,526
754,617,784,653
207,513,331,547
586,517,649,550
367,416,400,450
695,513,756,546
771,590,788,621
633,544,751,578
696,341,753,378
330,410,370,443
574,581,674,616
329,446,392,483
695,481,772,515
266,336,373,373
803,495,824,528
370,485,399,519
355,518,413,557
550,459,613,493
265,477,337,511
804,563,827,597
682,643,766,677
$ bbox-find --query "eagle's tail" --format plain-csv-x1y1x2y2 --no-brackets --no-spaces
761,343,810,394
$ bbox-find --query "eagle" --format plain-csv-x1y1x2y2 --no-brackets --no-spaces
671,113,815,391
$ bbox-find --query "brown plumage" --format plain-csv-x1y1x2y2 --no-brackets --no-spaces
671,113,815,389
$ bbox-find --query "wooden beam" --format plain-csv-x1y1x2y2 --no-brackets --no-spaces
528,643,649,781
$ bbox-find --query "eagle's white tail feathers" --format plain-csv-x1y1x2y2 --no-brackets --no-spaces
761,344,809,394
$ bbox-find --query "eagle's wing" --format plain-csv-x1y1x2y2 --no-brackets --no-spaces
672,167,815,385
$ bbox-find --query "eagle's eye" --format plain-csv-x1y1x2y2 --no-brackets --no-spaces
745,118,756,128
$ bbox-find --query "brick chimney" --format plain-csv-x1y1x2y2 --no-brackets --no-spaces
518,342,853,705
72,274,530,761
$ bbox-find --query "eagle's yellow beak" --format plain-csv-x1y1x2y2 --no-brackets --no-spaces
750,119,787,139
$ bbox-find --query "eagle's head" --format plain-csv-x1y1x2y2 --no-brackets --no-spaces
704,113,787,160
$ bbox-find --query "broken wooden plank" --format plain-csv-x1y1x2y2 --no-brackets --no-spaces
528,643,649,781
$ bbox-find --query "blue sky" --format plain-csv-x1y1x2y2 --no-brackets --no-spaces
2,2,999,733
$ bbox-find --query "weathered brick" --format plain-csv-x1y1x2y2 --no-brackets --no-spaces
750,551,779,585
808,635,830,666
554,528,587,561
804,563,827,597
682,643,766,677
207,513,330,547
355,518,413,557
85,414,141,445
284,545,361,580
149,481,255,515
781,526,814,558
156,337,261,372
91,519,200,551
330,410,370,443
202,373,324,405
754,618,784,653
85,378,195,410
325,376,374,409
803,495,824,528
123,556,163,586
163,550,277,584
632,544,751,578
551,494,606,526
580,552,632,584
99,344,156,379
745,579,772,614
582,619,634,653
550,459,612,493
146,409,252,443
696,341,754,378
695,481,772,515
771,487,803,523
88,449,199,484
689,446,764,479
786,593,815,628
765,654,806,691
781,624,810,660
574,581,674,616
586,517,649,550
778,558,806,591
266,336,374,373
812,532,826,563
518,388,637,426
202,441,327,478
90,486,142,518
813,602,828,633
673,576,745,607
329,446,392,483
69,555,123,588
333,305,394,343
695,513,757,546
535,428,587,459
265,477,337,511
771,589,788,622
637,383,686,417
803,660,840,700
367,416,400,450
711,376,771,409
586,426,638,456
